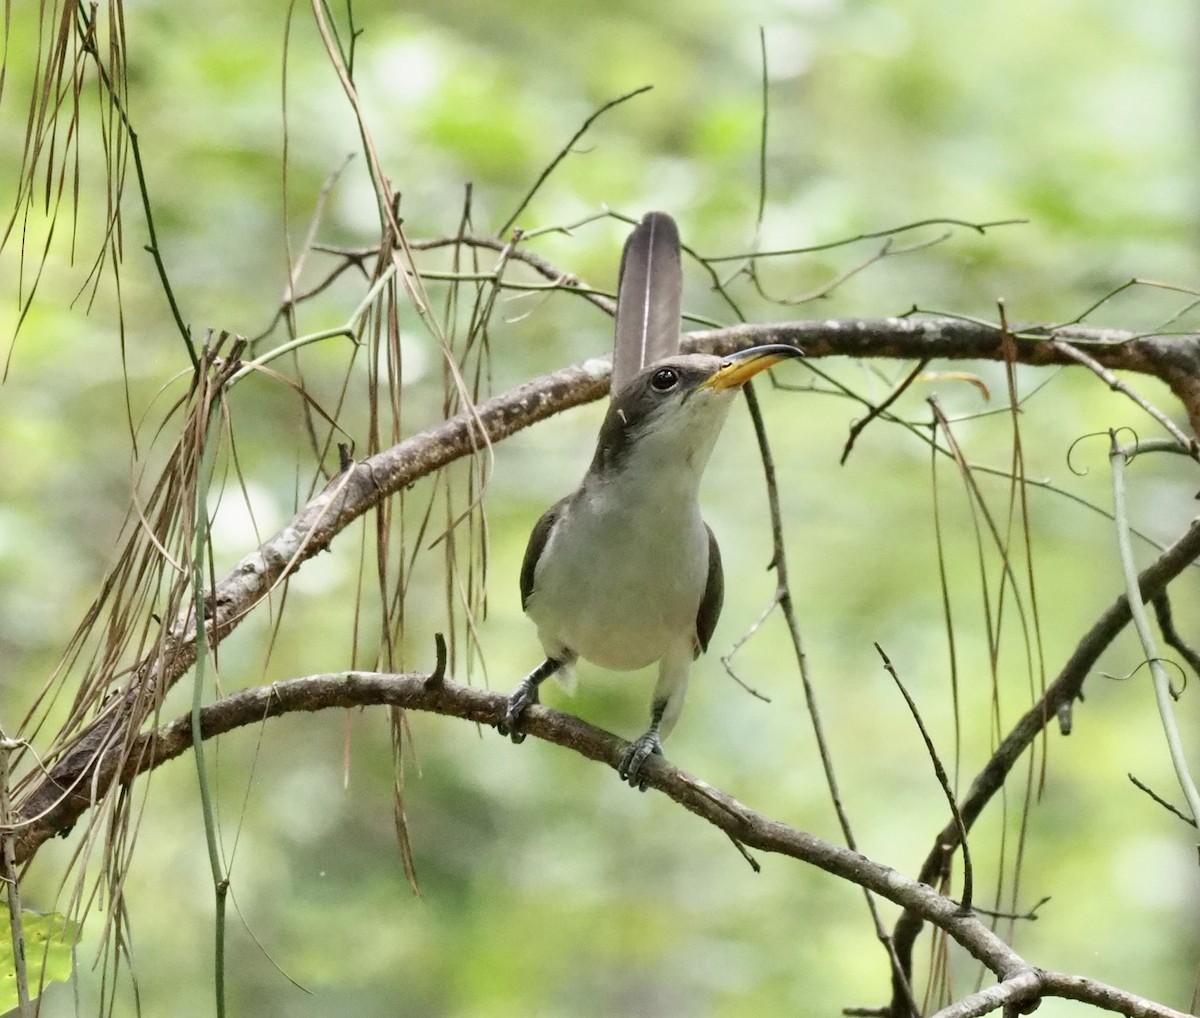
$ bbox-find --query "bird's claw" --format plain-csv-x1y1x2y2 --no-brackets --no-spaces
497,679,539,744
617,731,663,791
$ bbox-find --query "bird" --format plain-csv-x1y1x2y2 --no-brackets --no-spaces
498,211,802,787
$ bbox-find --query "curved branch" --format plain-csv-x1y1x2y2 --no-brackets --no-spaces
927,971,1044,1018
46,673,1016,960
17,669,1197,1018
929,969,1193,1018
13,319,1200,872
1040,970,1195,1018
694,319,1200,437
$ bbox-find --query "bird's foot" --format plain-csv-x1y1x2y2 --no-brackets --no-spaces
617,730,663,791
497,678,540,744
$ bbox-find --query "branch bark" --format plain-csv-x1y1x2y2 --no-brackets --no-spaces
13,320,1200,845
11,316,1200,996
24,667,1197,1018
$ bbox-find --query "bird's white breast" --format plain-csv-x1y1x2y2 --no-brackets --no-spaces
525,480,709,671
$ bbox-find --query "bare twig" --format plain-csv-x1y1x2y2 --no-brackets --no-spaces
753,233,963,307
74,5,197,372
1108,432,1200,825
1152,592,1200,687
704,218,1027,264
841,358,931,464
1051,340,1198,457
724,832,761,873
1128,773,1197,827
742,384,921,1018
496,85,652,237
316,233,619,318
0,732,31,1016
719,591,779,702
1054,277,1200,329
875,644,974,912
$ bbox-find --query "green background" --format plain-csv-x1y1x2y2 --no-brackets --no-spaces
2,0,1199,1015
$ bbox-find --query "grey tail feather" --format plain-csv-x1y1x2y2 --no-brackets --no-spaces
611,211,683,395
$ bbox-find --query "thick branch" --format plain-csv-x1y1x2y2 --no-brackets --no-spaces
19,669,1196,1018
2,674,1067,978
929,969,1193,1018
14,319,1200,864
1040,970,1195,1017
696,319,1200,439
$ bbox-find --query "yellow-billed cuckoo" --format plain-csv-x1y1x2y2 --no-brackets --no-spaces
498,212,802,787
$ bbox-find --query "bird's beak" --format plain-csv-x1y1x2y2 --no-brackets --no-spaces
699,344,804,392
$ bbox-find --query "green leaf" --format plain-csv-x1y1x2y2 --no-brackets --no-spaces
0,911,80,1008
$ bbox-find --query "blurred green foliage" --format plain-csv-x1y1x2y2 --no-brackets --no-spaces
2,0,1200,1015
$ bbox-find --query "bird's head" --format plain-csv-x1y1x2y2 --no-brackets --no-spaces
588,344,803,479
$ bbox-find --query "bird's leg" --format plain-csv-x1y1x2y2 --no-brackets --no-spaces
498,656,566,743
617,700,667,790
619,652,691,790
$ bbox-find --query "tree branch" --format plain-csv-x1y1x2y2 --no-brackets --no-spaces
19,668,1196,1018
889,513,1200,1010
928,968,1193,1018
13,319,1200,878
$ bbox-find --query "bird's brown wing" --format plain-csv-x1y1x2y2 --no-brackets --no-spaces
694,524,725,656
519,497,569,611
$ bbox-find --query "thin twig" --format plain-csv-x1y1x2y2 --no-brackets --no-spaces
1108,432,1200,826
1052,340,1199,457
496,85,652,238
74,6,197,371
1054,277,1200,329
966,896,1050,923
1152,592,1200,689
0,732,31,1016
875,644,974,913
1128,773,1197,827
841,358,930,464
719,591,779,702
724,832,761,873
742,384,921,1018
704,218,1027,263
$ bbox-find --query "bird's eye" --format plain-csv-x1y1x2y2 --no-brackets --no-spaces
650,368,679,392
